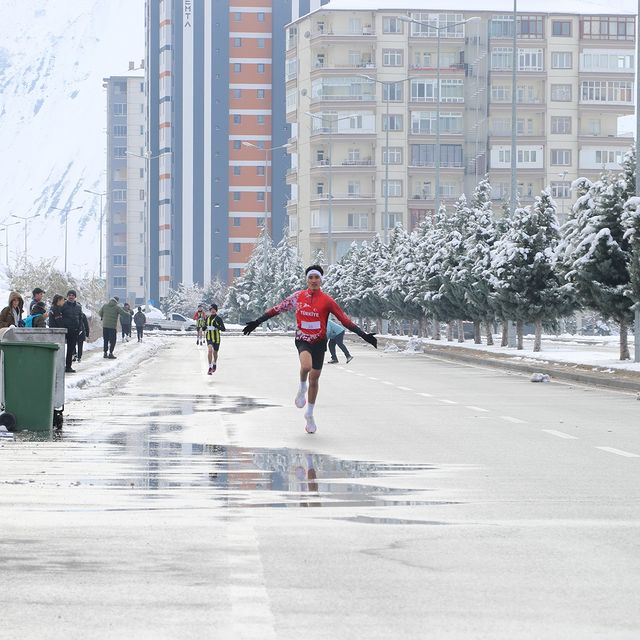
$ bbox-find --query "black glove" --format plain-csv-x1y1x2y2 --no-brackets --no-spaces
243,320,260,335
363,332,377,349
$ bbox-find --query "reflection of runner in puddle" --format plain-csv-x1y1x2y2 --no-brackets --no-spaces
294,454,320,507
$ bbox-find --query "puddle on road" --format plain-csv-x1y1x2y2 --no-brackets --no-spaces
6,392,459,514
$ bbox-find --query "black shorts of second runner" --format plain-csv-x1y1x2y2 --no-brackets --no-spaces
295,338,327,370
206,339,220,351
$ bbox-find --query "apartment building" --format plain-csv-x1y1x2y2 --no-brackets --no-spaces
145,0,328,301
105,75,146,305
286,5,635,264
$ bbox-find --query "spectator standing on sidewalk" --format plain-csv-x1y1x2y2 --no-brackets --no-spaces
121,303,134,341
133,306,146,342
29,287,45,313
0,292,24,328
30,300,49,328
99,296,131,359
326,319,353,364
48,295,66,328
74,312,90,363
61,290,82,373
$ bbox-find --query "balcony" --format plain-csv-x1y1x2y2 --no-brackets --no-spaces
311,192,375,202
409,63,467,73
310,94,376,104
311,159,375,169
312,61,376,72
285,167,297,184
311,27,375,40
286,199,298,214
409,161,464,169
287,136,297,152
310,225,372,234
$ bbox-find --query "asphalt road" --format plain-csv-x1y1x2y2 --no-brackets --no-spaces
1,334,639,639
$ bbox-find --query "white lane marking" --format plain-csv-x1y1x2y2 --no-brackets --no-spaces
465,405,489,412
356,372,366,377
501,415,527,424
368,376,379,381
418,392,433,398
596,447,640,458
542,429,578,440
381,381,394,386
397,386,413,391
438,399,457,405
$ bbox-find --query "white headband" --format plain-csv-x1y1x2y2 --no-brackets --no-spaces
306,269,323,280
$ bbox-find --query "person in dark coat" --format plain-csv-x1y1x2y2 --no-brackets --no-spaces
133,306,146,342
61,290,83,373
30,300,49,328
0,291,24,328
121,302,133,341
29,287,46,313
48,295,66,328
74,312,90,363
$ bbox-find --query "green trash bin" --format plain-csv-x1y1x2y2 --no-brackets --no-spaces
1,342,59,432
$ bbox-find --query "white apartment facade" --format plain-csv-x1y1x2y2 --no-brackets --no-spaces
285,7,635,264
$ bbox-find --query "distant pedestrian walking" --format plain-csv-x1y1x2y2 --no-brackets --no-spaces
121,303,133,341
326,320,353,364
133,307,146,342
61,290,83,373
99,296,132,359
74,312,90,363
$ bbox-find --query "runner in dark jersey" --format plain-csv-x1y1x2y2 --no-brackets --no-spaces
243,264,377,434
205,304,225,375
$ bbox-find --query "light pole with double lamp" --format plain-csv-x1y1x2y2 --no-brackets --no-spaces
241,141,290,273
305,111,361,264
50,206,82,272
0,220,20,264
358,74,412,243
83,189,106,278
11,213,41,257
399,15,480,213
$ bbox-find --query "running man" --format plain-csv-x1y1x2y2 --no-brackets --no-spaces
194,304,207,345
205,304,225,375
242,264,377,434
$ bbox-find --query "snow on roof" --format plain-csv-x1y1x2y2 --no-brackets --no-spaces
321,0,636,15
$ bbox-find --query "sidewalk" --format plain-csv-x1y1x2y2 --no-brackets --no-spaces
369,334,640,394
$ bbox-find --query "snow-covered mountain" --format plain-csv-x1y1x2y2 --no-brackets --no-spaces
0,0,144,276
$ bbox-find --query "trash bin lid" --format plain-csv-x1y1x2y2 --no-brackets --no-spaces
0,342,59,351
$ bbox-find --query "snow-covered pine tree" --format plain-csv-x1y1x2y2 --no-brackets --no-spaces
202,277,228,310
163,282,205,316
560,155,634,360
266,233,304,327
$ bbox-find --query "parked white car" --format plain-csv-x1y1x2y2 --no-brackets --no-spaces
145,312,196,331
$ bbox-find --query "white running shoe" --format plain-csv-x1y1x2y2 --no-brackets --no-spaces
294,388,306,409
305,415,317,434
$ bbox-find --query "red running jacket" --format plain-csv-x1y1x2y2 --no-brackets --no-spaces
264,289,357,343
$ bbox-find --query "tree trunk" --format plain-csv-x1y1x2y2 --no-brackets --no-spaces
620,318,630,360
501,321,508,347
447,322,454,342
533,318,542,352
419,316,427,338
457,319,465,343
485,320,494,346
433,320,441,341
516,319,524,350
377,317,384,335
473,320,481,344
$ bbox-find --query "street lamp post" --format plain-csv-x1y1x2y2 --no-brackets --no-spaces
0,221,20,264
83,189,106,278
635,0,640,362
400,15,480,213
51,206,82,272
11,214,41,256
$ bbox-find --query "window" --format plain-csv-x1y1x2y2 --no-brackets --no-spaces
286,58,297,80
410,144,463,166
491,85,511,102
139,189,145,200
233,268,241,278
233,217,241,226
233,88,241,98
311,210,321,227
347,181,361,196
233,63,241,73
233,166,241,176
233,192,241,201
113,125,127,136
114,147,127,158
410,13,465,38
517,149,537,163
581,16,635,41
385,213,402,229
233,12,241,21
257,192,265,202
257,63,265,73
498,149,511,163
383,17,403,33
411,79,463,103
233,140,241,149
551,52,572,69
257,115,265,125
551,84,572,101
233,37,242,47
383,82,403,102
490,15,543,38
257,12,265,22
349,115,363,129
490,15,513,38
552,21,571,36
112,255,127,266
383,49,403,66
588,119,601,135
581,80,633,103
581,51,634,72
233,243,241,252
233,114,241,124
347,213,369,229
551,182,571,198
257,38,265,49
383,114,403,131
382,180,403,197
347,148,360,163
551,149,571,165
551,116,572,134
383,147,403,164
491,47,513,70
256,166,265,176
411,111,463,134
257,217,265,227
595,149,624,164
518,48,544,71
113,277,126,288
516,118,534,135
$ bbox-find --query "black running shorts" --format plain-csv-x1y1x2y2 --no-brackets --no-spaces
206,339,220,351
295,338,327,371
